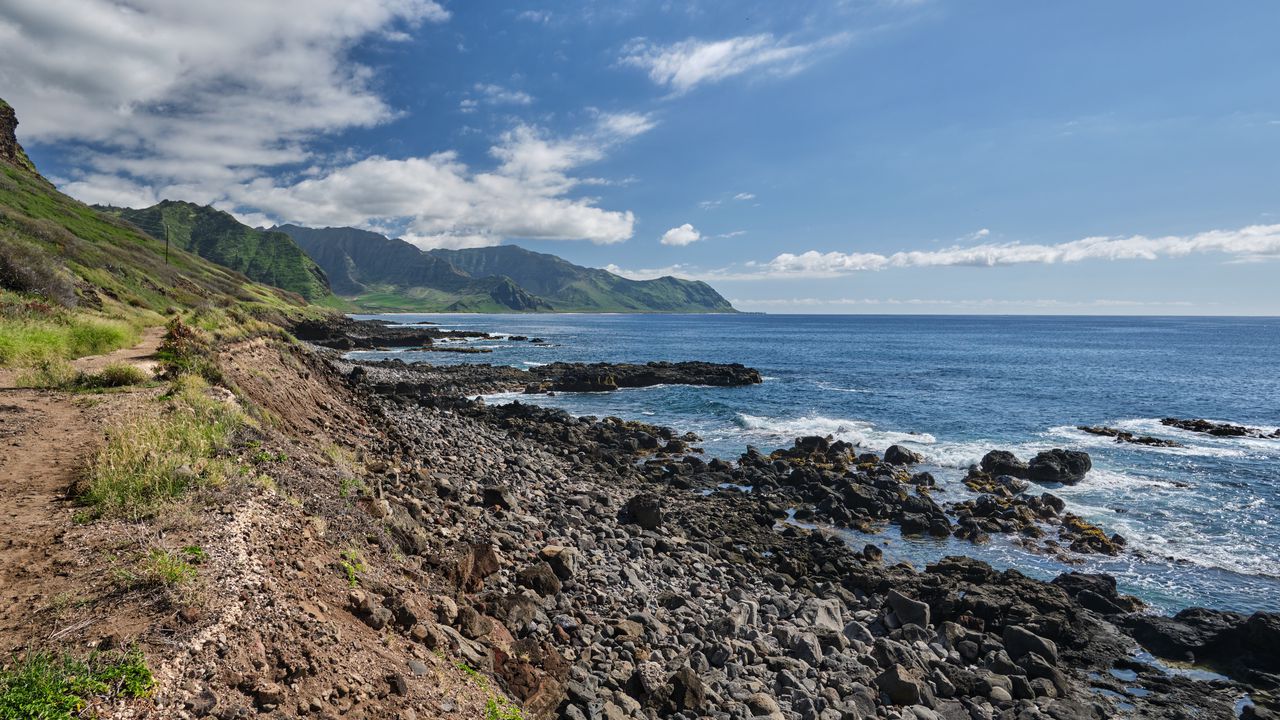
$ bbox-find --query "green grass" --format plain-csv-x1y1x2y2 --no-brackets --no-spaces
14,360,150,391
0,299,140,366
78,374,246,520
485,696,525,720
0,650,153,719
338,549,365,587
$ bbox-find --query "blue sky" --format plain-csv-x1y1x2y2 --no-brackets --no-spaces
2,0,1279,313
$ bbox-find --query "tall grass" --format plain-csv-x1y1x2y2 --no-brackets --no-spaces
79,375,245,520
0,307,140,363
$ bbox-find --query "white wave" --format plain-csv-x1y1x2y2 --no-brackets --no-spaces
735,413,936,449
1045,425,1248,459
816,381,872,394
522,361,548,367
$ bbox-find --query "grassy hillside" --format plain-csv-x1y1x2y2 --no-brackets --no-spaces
431,245,736,313
276,225,736,313
0,99,320,366
103,201,332,301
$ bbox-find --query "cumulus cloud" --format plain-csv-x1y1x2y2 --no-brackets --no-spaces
620,33,849,94
660,223,702,246
227,112,653,248
0,0,447,174
763,225,1280,277
0,0,655,247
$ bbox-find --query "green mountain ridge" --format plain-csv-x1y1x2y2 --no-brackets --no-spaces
99,201,332,301
0,105,310,317
276,224,736,313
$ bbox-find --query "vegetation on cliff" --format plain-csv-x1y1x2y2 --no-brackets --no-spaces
101,201,333,301
278,224,736,313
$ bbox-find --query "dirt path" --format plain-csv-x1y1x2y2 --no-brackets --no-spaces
0,329,163,653
72,325,164,378
0,391,102,652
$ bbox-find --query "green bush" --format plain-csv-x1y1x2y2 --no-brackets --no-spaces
0,649,153,719
155,317,221,383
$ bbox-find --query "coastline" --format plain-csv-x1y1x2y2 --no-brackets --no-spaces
314,316,1278,718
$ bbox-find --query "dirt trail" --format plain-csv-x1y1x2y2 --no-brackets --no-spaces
0,330,162,652
72,325,164,377
0,391,102,651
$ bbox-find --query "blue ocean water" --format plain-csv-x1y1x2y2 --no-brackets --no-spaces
350,313,1280,614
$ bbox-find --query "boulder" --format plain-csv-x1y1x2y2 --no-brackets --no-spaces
620,493,664,530
1003,625,1059,664
876,664,935,707
516,562,562,597
884,444,923,465
1027,449,1092,484
980,450,1029,479
886,589,931,627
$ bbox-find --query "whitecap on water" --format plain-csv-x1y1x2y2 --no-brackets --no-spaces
735,413,936,448
1044,424,1249,459
815,381,872,394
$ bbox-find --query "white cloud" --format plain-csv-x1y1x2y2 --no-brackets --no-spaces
516,10,551,24
660,223,702,246
609,223,1280,283
763,225,1280,277
620,32,849,94
728,297,1203,315
471,83,534,107
226,112,654,248
733,192,756,201
0,0,448,180
0,0,657,247
698,200,722,210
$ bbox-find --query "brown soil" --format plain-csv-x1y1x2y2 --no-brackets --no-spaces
0,333,497,719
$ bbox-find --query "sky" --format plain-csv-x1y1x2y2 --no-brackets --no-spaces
1,0,1279,314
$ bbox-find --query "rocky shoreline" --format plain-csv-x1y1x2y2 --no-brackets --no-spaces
310,318,1277,719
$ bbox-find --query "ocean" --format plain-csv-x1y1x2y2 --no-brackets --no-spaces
349,313,1280,614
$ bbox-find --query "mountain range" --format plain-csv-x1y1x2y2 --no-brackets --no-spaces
78,200,735,313
276,224,736,313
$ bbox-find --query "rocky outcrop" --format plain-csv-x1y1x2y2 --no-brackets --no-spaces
0,98,39,175
1078,425,1183,446
1125,608,1280,682
980,449,1092,485
1027,448,1092,485
293,317,489,350
534,361,763,392
1162,417,1280,439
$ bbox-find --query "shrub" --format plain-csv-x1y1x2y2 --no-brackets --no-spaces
0,649,153,719
0,232,77,308
155,317,221,383
79,363,149,389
